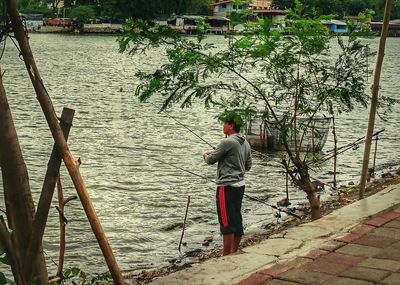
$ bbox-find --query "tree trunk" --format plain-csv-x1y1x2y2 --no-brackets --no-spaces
298,174,322,220
285,155,322,220
306,190,321,220
0,68,49,285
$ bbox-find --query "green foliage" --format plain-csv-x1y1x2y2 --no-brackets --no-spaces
273,0,400,20
0,226,14,285
117,1,399,194
54,268,112,285
0,236,10,267
18,0,400,22
117,5,383,136
70,5,95,22
18,1,52,16
119,1,398,215
217,110,244,129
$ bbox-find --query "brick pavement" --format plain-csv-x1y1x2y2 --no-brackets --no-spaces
236,206,400,285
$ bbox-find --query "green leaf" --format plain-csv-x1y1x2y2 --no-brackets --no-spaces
0,244,5,256
0,255,10,265
0,273,7,285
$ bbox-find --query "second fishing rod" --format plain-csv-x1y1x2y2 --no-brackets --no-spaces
151,157,302,220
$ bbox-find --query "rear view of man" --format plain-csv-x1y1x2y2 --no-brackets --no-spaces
203,112,252,255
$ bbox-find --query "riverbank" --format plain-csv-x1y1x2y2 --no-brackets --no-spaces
29,23,123,34
127,168,400,284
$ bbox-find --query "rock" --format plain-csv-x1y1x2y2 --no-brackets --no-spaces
162,222,182,231
202,236,213,246
277,198,291,207
382,172,394,178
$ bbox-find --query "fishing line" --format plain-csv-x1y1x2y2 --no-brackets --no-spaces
147,101,271,160
150,157,302,220
148,102,215,149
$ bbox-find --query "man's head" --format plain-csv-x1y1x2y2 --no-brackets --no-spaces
218,111,243,135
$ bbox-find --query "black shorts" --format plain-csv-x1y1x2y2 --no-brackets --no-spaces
216,185,245,236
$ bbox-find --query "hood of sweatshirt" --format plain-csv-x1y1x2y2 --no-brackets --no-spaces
230,133,246,145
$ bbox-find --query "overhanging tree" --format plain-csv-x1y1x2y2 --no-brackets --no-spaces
118,0,395,220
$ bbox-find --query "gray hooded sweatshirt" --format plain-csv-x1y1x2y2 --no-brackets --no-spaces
204,133,252,185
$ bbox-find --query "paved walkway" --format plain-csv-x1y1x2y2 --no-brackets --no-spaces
236,204,400,285
149,184,400,285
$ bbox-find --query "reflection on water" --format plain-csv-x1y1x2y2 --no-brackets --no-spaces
0,34,399,273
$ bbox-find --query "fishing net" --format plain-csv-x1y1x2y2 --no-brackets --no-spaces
245,117,332,152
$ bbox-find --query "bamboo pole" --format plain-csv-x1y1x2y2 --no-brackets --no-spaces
5,1,125,283
24,108,74,281
372,136,379,176
178,196,190,252
332,116,337,189
55,175,78,277
359,0,393,199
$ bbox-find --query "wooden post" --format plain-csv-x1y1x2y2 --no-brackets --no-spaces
5,1,125,283
332,117,337,189
178,196,190,252
372,135,379,176
359,0,393,199
24,108,74,281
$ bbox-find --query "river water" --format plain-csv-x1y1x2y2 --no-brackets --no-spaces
0,34,399,275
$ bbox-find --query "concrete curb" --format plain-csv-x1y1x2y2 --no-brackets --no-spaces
149,184,400,285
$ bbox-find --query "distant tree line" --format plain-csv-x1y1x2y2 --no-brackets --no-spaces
16,0,213,21
273,0,400,20
14,0,400,21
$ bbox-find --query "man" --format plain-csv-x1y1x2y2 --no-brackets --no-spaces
203,112,252,255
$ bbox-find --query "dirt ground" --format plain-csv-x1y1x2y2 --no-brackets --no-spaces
128,168,400,285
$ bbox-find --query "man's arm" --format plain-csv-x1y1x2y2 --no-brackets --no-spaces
245,151,252,171
203,141,226,165
245,143,252,170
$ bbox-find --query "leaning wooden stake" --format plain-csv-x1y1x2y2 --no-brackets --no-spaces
178,196,190,253
24,108,74,281
5,1,125,283
332,116,337,189
359,0,393,199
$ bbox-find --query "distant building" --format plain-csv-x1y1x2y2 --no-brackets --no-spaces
167,15,230,34
370,19,400,37
321,19,348,33
210,0,286,23
22,14,44,30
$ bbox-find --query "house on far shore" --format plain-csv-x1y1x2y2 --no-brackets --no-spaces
22,14,44,31
167,15,230,34
210,0,286,23
321,19,348,33
370,19,400,37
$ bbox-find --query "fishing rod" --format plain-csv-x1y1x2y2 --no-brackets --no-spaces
149,102,215,149
150,157,303,220
148,102,271,159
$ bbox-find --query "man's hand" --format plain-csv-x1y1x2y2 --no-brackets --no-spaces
203,150,213,160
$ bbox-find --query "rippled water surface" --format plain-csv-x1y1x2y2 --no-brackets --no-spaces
0,34,399,274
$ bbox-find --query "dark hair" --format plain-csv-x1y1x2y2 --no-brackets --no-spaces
217,111,243,132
